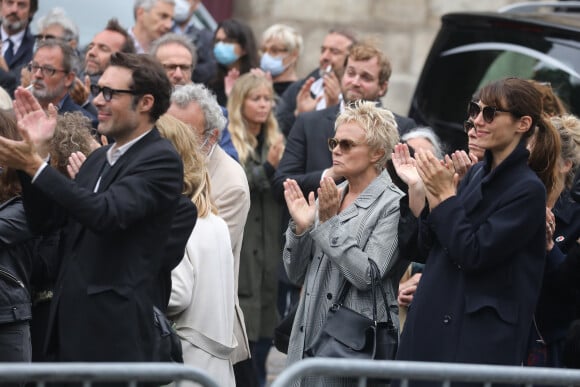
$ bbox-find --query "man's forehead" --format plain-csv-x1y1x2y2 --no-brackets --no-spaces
347,56,379,73
323,33,352,49
100,66,132,86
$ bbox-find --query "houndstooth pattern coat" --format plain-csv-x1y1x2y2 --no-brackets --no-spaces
283,170,408,386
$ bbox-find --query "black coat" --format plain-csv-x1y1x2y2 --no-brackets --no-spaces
398,142,546,372
20,128,192,362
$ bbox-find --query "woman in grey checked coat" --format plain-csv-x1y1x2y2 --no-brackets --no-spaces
282,101,408,386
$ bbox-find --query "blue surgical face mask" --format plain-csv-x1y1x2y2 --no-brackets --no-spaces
173,0,191,24
260,53,287,77
213,42,240,66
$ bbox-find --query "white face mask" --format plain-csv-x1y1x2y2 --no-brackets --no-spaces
173,0,191,24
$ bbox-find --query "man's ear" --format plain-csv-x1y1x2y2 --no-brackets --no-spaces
139,94,155,114
378,81,388,98
64,72,76,88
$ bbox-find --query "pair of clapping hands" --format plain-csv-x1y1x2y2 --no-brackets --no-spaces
391,143,478,212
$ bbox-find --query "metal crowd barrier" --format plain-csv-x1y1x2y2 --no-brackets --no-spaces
271,358,580,387
0,362,220,387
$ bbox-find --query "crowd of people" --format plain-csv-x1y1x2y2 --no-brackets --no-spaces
0,1,579,387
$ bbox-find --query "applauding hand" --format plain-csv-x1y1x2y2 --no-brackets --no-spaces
284,178,316,235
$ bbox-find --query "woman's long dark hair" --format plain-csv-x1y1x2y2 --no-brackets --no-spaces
212,19,259,84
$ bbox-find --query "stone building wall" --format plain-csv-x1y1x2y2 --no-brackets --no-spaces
233,0,539,116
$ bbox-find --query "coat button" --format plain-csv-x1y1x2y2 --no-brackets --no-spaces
300,325,304,332
326,293,332,300
443,315,452,324
331,237,338,244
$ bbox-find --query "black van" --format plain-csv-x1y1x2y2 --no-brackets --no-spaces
408,2,580,153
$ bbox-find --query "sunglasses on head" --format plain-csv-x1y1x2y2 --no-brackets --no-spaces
327,137,361,152
468,101,515,123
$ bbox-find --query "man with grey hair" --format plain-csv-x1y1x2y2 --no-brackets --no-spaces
150,33,196,87
167,83,252,367
130,0,175,53
35,7,79,51
29,39,96,126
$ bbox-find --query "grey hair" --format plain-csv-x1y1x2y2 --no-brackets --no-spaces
171,83,227,137
133,0,175,18
150,33,198,68
401,127,444,159
262,24,303,56
36,7,79,43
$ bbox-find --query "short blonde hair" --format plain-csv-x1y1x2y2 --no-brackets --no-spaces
335,101,399,171
261,23,303,56
550,114,580,189
156,114,216,218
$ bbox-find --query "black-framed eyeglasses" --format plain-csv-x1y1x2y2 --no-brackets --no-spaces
467,101,516,123
90,84,140,102
27,62,68,77
327,137,362,152
463,120,475,133
162,63,193,73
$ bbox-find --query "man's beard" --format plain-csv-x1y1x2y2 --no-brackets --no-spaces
32,81,66,105
2,18,25,34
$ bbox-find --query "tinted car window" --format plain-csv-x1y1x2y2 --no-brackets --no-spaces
410,13,580,153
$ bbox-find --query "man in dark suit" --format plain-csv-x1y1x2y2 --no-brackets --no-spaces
29,39,97,128
0,52,196,362
0,0,37,94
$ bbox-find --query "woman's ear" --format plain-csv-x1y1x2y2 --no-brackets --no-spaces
370,148,385,164
518,115,533,134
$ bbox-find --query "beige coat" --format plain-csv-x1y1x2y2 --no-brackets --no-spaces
208,145,252,363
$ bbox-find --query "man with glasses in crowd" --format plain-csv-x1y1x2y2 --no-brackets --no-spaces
0,52,196,363
0,0,37,95
28,39,97,127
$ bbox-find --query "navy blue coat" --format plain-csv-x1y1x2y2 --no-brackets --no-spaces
397,141,546,370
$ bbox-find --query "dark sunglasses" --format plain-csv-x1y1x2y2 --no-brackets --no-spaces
463,120,475,133
327,137,361,152
90,84,140,102
468,101,514,123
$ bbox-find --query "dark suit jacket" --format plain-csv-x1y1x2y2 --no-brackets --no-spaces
20,128,188,362
59,93,98,129
3,26,35,89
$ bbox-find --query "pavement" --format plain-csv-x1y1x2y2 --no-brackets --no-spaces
266,347,288,386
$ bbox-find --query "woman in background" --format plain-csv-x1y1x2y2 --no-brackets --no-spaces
160,114,236,387
210,19,259,106
228,72,284,387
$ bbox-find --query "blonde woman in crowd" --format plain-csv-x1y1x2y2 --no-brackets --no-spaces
159,114,236,387
259,23,303,97
228,72,284,386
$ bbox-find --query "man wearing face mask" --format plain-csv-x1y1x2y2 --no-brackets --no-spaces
259,24,302,98
171,0,216,85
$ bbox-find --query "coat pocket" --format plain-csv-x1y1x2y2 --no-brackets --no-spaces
86,284,133,299
465,294,518,325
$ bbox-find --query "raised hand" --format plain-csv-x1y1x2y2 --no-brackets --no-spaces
318,176,341,223
267,133,285,169
322,71,341,107
295,77,322,116
284,178,316,235
392,143,426,216
67,151,87,179
13,87,57,159
450,150,478,180
224,67,240,97
415,148,457,209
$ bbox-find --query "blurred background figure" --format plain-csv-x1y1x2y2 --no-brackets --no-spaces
171,0,216,85
0,0,38,95
150,33,196,87
228,72,284,387
209,18,259,106
401,126,443,159
259,23,302,98
130,0,174,53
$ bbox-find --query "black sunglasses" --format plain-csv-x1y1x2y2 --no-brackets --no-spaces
463,120,475,133
327,137,362,152
90,84,140,102
468,101,515,123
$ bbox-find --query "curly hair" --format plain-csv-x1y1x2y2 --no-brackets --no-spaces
156,114,216,218
550,114,580,190
227,73,279,164
335,100,399,171
50,112,95,174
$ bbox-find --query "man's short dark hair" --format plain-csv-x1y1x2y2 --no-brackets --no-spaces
105,18,136,54
109,52,172,122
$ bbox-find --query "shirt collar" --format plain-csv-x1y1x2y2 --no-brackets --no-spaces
106,129,152,165
1,27,25,56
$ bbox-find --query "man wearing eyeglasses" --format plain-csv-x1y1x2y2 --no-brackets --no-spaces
150,33,195,87
28,39,97,128
0,52,196,363
0,0,37,95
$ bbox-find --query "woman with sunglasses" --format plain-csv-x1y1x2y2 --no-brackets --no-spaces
283,101,407,385
395,77,561,375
